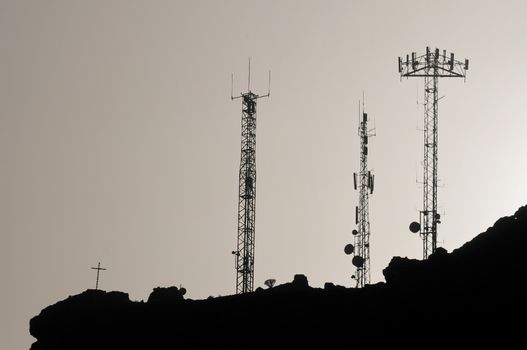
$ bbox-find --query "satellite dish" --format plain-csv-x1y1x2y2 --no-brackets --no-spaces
264,279,276,288
409,221,421,233
344,244,354,255
352,256,364,268
179,287,187,296
352,229,358,236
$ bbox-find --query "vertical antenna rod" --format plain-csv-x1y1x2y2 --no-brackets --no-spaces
344,98,375,288
231,61,270,294
399,47,469,259
248,57,251,92
90,262,107,290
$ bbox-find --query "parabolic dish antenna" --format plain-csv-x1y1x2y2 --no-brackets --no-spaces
352,255,364,268
409,221,421,233
264,279,276,288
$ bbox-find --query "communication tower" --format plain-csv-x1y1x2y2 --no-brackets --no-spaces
344,99,375,288
398,47,468,259
231,60,270,294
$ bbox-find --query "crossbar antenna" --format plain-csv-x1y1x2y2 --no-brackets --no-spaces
231,59,270,294
398,47,469,259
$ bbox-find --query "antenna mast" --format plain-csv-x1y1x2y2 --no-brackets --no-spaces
231,60,270,294
345,98,375,288
398,47,469,259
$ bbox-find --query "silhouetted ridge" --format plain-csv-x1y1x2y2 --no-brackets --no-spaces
147,286,185,304
30,205,527,348
383,205,527,290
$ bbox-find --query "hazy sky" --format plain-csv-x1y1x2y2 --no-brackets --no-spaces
2,0,527,348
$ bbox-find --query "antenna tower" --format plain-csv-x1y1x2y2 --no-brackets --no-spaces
398,47,468,259
344,98,375,288
231,59,270,294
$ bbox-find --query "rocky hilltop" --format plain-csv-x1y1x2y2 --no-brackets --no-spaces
30,205,527,348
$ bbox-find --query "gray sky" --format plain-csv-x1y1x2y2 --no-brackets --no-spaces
2,0,527,348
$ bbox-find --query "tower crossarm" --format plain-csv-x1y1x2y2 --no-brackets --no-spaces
399,48,468,79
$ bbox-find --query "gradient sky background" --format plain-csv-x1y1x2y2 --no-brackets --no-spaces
2,0,527,348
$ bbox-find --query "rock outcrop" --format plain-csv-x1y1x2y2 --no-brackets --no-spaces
30,205,527,348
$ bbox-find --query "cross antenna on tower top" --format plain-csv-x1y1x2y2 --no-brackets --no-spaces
231,59,270,101
398,47,469,259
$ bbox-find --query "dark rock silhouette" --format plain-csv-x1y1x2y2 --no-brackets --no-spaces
147,286,185,304
30,205,527,348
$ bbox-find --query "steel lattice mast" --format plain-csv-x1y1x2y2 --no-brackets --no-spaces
345,100,374,288
231,62,270,294
398,47,468,259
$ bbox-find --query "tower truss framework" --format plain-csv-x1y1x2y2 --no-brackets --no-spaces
344,101,375,288
354,105,375,288
399,47,468,259
231,64,269,294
